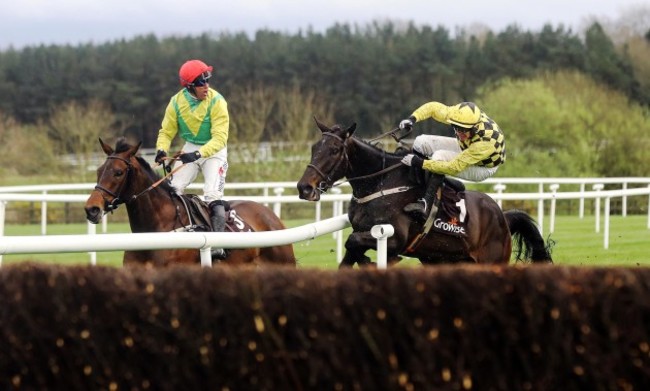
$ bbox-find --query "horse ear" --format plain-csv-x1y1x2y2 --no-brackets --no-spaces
346,122,357,137
313,116,330,133
99,138,113,156
128,141,142,157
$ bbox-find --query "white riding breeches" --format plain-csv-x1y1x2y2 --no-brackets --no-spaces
412,135,498,182
169,142,228,203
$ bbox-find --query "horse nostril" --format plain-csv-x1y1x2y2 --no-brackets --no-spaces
85,206,100,220
299,186,313,198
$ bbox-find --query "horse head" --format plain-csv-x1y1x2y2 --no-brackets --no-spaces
84,137,142,223
297,118,357,201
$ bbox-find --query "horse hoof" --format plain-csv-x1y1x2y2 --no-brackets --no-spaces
338,265,352,270
359,262,377,269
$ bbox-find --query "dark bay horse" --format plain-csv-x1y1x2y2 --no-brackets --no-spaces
85,138,296,267
297,119,552,268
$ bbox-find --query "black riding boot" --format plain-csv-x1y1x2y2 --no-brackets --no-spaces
408,151,429,185
404,173,444,222
209,200,227,260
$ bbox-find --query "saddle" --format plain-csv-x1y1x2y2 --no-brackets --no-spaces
178,195,254,233
405,180,469,253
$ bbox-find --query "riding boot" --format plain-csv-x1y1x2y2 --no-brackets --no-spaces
209,200,227,260
404,173,444,222
407,151,429,185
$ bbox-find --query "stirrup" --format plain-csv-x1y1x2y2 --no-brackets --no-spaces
211,248,227,260
404,199,427,214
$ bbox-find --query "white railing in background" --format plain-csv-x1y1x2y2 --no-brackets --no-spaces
485,177,650,219
0,178,649,266
0,214,357,268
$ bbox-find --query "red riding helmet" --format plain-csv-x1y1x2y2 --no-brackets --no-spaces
178,60,213,87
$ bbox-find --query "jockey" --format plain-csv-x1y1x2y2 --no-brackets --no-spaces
398,101,506,221
155,59,230,260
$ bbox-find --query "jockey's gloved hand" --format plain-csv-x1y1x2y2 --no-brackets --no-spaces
179,151,201,164
399,117,415,131
154,150,167,164
401,153,424,169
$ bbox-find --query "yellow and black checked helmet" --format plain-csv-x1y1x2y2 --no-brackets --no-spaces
448,102,482,128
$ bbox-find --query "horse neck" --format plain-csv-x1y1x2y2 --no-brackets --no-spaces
346,138,402,193
124,165,177,233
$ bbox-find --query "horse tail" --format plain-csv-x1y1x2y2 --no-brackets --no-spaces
504,210,553,264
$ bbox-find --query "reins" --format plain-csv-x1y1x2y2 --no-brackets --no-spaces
130,160,187,202
94,155,187,212
327,126,412,185
333,162,403,186
310,130,410,189
365,126,414,143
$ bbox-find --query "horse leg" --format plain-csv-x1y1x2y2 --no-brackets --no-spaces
257,245,297,266
339,234,372,269
123,249,199,267
339,249,371,269
472,239,510,264
339,231,406,269
388,255,404,267
123,250,160,267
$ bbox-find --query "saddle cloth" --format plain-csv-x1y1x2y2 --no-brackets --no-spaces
182,195,254,233
430,186,469,238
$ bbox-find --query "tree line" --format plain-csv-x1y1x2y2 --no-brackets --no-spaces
0,18,648,181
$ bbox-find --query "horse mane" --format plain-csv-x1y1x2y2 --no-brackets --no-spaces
351,134,410,158
114,137,175,193
325,123,409,157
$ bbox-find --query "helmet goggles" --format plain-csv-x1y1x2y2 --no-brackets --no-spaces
451,124,472,133
191,71,212,87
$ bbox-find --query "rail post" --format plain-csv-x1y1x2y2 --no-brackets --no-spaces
579,183,586,218
537,183,544,234
41,190,48,235
0,201,4,265
549,184,559,234
371,224,394,269
273,187,284,218
604,197,611,249
87,221,97,265
493,184,506,209
593,184,604,233
200,248,212,267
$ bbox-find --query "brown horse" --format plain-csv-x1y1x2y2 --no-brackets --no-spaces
84,138,296,267
297,119,552,268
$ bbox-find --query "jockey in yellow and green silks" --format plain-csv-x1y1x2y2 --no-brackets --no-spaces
154,59,230,260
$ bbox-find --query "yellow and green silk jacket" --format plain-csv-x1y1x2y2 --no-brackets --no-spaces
156,88,229,157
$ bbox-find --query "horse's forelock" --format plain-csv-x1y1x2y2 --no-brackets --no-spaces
114,137,132,154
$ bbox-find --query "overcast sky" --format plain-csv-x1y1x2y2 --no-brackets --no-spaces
0,0,645,49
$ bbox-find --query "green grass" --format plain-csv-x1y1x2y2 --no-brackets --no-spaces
2,215,649,268
539,214,650,267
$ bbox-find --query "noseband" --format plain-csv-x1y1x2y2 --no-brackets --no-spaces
307,132,350,193
94,155,133,212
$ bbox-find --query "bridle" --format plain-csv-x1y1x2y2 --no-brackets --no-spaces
94,154,187,214
307,132,405,193
93,155,134,212
307,132,351,193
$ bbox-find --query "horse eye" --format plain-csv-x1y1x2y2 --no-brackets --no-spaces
114,170,124,177
330,146,340,154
